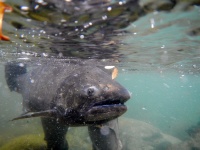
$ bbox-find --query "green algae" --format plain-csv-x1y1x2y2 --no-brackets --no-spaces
0,134,46,150
0,127,92,150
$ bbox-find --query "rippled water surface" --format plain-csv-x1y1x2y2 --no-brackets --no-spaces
0,0,200,149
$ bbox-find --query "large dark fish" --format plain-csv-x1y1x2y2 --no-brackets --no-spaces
5,59,130,150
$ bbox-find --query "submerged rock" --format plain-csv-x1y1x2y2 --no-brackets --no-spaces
0,118,182,150
119,118,181,150
169,122,200,150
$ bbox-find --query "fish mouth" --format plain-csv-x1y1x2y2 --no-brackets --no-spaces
93,99,124,106
85,100,127,122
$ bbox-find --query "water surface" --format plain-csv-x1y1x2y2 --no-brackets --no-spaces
0,0,200,149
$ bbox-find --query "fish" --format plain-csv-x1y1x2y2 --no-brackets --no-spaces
0,1,12,41
5,59,130,150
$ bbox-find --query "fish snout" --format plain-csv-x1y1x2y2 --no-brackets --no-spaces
103,83,131,103
119,87,131,103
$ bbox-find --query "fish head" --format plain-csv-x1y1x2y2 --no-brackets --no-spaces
54,66,130,125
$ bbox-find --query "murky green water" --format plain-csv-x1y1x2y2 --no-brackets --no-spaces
0,0,200,149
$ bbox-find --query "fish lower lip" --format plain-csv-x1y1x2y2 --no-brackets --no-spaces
83,100,127,122
85,104,127,121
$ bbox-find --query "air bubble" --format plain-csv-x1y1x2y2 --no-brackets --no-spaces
19,63,24,67
42,53,48,57
119,1,124,5
84,24,89,28
107,6,112,11
21,6,29,11
30,79,34,83
161,45,165,49
34,5,39,10
61,19,66,23
150,18,155,28
26,19,32,22
142,107,147,110
102,15,107,20
20,34,25,38
35,0,44,3
80,35,84,39
193,64,197,68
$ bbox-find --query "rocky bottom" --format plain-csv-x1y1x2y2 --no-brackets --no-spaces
0,117,200,150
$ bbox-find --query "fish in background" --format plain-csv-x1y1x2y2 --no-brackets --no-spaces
0,1,12,41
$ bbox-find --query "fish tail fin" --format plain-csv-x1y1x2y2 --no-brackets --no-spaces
5,61,27,91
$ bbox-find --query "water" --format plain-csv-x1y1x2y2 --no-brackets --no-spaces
0,0,200,149
119,71,200,139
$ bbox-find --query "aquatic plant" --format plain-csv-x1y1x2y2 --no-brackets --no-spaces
0,134,46,150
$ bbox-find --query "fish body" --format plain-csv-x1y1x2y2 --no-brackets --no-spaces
5,59,130,150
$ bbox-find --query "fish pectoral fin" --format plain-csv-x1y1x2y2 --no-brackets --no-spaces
12,110,56,121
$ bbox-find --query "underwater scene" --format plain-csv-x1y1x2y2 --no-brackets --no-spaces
0,0,200,149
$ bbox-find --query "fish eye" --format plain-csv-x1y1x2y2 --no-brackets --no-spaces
85,86,98,97
87,87,94,96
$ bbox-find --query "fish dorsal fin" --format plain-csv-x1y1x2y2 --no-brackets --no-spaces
111,67,118,79
12,109,56,121
104,66,118,79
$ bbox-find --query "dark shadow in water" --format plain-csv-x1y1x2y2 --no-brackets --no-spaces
26,0,144,59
